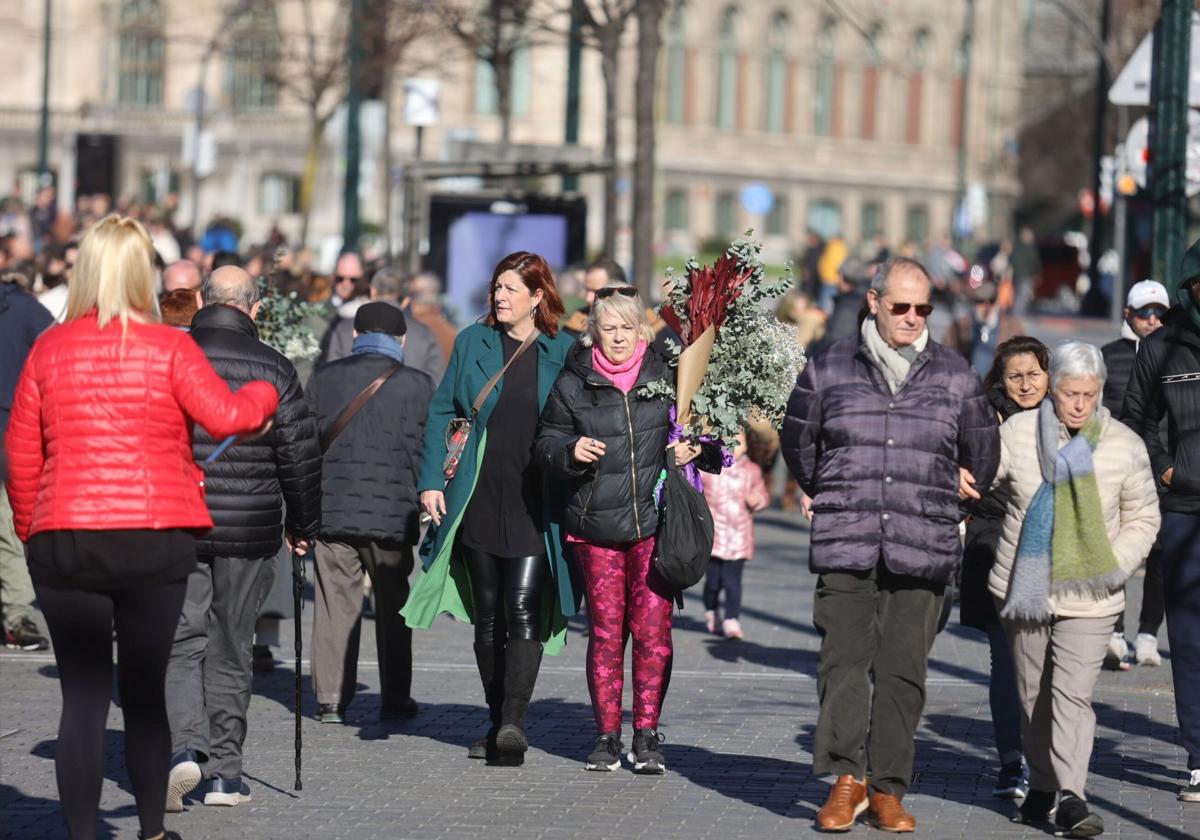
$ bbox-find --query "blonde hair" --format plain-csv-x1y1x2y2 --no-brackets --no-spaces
580,289,655,347
65,214,160,329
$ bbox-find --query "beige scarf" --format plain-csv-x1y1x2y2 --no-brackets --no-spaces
860,316,929,394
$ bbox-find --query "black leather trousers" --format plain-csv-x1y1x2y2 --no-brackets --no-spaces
461,548,550,646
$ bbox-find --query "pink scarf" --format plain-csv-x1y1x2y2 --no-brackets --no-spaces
592,341,648,393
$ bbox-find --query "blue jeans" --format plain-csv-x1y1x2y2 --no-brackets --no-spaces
985,620,1024,765
703,558,745,619
1161,511,1200,770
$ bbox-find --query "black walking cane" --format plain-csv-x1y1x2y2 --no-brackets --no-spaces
291,546,305,791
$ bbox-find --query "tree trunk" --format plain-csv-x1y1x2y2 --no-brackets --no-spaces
632,1,664,298
299,122,324,249
495,54,513,146
600,29,619,258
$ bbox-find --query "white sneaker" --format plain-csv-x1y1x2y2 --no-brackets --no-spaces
165,756,200,813
1135,633,1163,666
722,618,744,640
1180,769,1200,802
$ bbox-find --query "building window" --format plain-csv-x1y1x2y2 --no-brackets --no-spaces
806,199,842,241
117,0,165,107
259,172,300,215
905,203,930,244
664,188,689,231
861,201,884,240
474,45,531,116
860,22,883,140
763,10,789,133
765,195,788,236
715,190,738,237
906,28,929,145
715,6,739,130
665,3,688,125
814,18,836,137
227,1,279,112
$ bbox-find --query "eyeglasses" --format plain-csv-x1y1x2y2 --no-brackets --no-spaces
1130,304,1167,320
594,286,639,300
334,274,359,284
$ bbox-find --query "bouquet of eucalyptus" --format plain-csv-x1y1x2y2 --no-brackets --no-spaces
255,277,322,362
650,234,806,447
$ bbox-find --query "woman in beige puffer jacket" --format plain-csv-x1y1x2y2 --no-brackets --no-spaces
987,341,1159,838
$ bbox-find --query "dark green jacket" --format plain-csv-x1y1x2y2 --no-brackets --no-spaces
401,323,580,652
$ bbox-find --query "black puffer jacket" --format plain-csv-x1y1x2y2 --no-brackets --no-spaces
308,349,434,544
535,344,674,544
190,305,322,556
1101,334,1136,416
1122,309,1200,513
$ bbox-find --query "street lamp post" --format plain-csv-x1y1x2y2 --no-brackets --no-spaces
342,0,365,251
1149,1,1193,290
953,0,976,254
36,0,51,183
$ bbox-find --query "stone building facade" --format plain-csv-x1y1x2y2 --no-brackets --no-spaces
0,0,1023,265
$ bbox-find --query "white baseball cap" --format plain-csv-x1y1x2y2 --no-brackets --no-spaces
1126,279,1169,309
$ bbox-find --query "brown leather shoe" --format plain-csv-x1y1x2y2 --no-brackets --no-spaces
868,791,916,833
816,774,868,832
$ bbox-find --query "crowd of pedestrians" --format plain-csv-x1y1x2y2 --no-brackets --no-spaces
2,207,1199,839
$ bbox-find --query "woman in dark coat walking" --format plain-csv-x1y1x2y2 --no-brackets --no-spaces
960,335,1050,800
535,286,707,775
402,252,578,767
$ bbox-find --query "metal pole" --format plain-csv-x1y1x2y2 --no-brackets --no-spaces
36,0,51,182
343,0,365,250
1110,142,1130,326
563,0,583,193
1150,3,1192,293
953,0,976,253
1084,0,1112,316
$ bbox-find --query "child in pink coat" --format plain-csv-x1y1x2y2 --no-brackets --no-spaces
700,430,769,639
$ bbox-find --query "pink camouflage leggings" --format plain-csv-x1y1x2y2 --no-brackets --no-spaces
574,537,674,733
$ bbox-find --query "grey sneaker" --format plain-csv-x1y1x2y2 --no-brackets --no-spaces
203,775,251,807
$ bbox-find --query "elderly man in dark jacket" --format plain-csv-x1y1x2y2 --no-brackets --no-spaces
782,256,1000,833
307,303,434,724
1121,239,1200,803
165,266,321,811
0,277,53,652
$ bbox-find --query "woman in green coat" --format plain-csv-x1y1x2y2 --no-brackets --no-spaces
401,251,579,767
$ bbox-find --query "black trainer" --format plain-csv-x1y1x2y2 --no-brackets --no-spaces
992,761,1028,799
1014,788,1056,824
584,733,623,772
1055,793,1103,837
627,728,666,775
315,703,344,724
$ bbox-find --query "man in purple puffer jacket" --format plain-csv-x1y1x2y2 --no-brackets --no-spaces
782,256,1000,834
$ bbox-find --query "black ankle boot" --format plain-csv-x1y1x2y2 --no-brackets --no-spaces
493,639,543,766
469,643,505,759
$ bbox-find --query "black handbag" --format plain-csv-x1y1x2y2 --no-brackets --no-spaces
652,448,715,601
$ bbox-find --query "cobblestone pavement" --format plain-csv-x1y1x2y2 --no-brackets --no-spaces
2,511,1195,839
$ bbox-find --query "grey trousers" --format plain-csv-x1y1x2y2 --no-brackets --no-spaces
165,554,275,780
0,486,35,628
812,562,945,796
311,540,414,710
1003,611,1115,799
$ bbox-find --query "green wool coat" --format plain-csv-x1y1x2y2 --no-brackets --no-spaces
400,323,581,653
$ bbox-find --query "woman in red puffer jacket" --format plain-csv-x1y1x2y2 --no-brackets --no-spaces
4,215,278,840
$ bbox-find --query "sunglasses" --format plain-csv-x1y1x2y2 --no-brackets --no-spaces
875,294,933,317
334,274,359,284
594,286,639,300
1130,304,1166,319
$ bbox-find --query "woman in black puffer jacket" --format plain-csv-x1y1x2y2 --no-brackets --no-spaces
535,286,705,776
959,335,1049,800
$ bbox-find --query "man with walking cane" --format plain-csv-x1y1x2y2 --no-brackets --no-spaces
164,266,321,812
307,302,434,724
